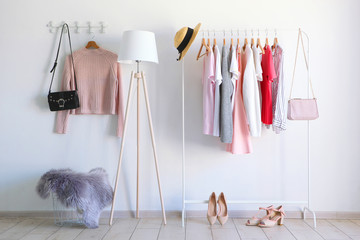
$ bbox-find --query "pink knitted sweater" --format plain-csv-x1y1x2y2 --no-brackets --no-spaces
55,47,124,137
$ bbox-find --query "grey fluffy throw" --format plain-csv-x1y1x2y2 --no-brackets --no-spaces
36,168,113,228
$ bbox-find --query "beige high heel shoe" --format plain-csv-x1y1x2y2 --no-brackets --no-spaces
258,205,285,228
207,192,217,225
246,205,275,226
217,192,228,225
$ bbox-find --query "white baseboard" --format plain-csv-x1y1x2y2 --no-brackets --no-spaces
1,210,360,219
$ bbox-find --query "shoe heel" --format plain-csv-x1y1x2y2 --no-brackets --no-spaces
278,217,284,225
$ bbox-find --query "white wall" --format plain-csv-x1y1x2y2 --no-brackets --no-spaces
0,0,360,213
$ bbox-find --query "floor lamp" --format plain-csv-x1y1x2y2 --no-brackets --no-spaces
109,30,166,225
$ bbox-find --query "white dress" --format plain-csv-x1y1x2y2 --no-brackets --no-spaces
229,47,239,112
252,45,263,82
213,45,222,137
242,44,262,137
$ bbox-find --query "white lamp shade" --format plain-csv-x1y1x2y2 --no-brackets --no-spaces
118,30,159,64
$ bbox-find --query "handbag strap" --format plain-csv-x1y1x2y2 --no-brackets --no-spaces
289,28,316,99
48,23,77,93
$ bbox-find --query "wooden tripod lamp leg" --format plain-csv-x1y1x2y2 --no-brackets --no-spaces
136,76,140,219
109,72,135,226
140,71,167,225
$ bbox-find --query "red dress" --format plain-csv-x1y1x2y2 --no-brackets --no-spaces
261,46,277,124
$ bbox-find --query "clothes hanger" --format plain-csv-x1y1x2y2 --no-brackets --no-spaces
207,30,211,51
265,28,269,47
242,29,248,51
230,30,234,51
237,29,240,52
86,41,99,49
85,33,100,49
196,31,211,60
272,29,278,51
212,30,217,52
251,29,255,47
223,30,226,46
256,28,265,54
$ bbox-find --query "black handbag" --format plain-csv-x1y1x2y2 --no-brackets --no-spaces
48,23,80,111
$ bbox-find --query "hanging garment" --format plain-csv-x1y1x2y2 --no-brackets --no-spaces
252,45,263,128
260,46,277,125
55,47,124,136
227,47,252,154
242,44,262,137
272,45,287,133
213,45,222,137
220,46,233,143
202,49,215,135
229,47,239,112
252,45,263,82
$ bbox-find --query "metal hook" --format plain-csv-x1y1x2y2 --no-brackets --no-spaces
87,21,93,34
237,29,240,37
275,28,277,37
74,21,79,33
266,28,268,37
251,29,254,36
214,29,216,37
258,28,260,37
223,29,226,37
47,21,54,33
99,21,106,33
231,29,233,37
245,29,247,37
207,29,210,37
62,22,69,34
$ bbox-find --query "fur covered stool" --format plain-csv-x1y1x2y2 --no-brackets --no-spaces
36,168,113,228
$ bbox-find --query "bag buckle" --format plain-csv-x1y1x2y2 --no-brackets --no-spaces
57,98,66,108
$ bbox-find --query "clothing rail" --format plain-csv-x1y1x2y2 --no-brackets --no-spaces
199,28,308,41
199,28,302,34
181,27,316,228
46,21,107,34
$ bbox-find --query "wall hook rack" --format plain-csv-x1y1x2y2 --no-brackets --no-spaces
46,21,107,34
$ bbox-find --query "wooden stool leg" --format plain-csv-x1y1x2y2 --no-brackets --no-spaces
109,72,135,225
140,71,167,225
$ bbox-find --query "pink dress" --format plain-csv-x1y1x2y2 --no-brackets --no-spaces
227,47,252,154
202,49,215,135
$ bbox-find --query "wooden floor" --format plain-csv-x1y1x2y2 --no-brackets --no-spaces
1,217,360,240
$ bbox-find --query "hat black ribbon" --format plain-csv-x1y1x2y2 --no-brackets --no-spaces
177,28,194,61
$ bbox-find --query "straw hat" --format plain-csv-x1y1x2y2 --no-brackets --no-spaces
174,23,201,61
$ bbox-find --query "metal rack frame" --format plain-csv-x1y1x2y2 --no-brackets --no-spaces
181,28,316,228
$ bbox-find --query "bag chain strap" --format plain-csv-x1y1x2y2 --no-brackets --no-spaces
289,28,316,99
48,23,78,93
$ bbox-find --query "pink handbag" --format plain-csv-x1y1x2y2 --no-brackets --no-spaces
288,99,318,120
288,29,319,120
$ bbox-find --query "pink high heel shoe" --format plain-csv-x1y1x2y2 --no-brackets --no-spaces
217,192,228,225
207,192,217,225
246,205,275,226
258,205,286,228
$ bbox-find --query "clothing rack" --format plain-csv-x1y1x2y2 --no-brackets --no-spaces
181,28,316,228
199,28,298,36
46,21,107,34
